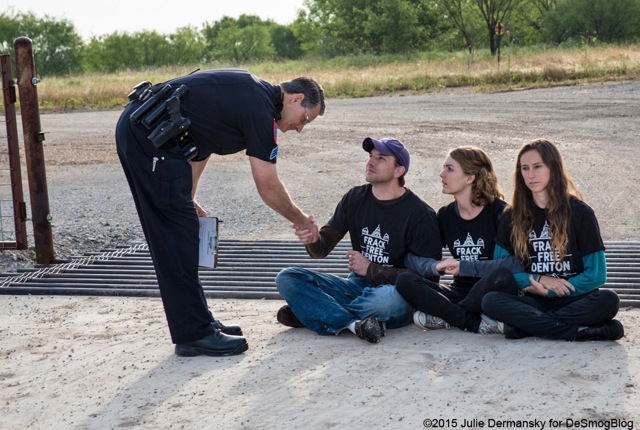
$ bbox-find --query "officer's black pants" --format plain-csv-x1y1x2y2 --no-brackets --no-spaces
115,104,216,344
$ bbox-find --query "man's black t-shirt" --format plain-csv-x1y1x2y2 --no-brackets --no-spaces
165,69,280,162
328,185,442,268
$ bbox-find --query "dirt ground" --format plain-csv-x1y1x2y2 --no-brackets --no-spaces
1,81,640,429
2,296,640,429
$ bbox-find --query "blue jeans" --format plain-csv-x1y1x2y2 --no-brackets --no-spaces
275,267,414,336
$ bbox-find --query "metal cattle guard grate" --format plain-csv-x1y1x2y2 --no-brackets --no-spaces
0,240,639,307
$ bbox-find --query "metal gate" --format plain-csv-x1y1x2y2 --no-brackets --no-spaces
0,53,28,249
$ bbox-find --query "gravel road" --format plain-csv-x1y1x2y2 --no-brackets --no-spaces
2,81,639,272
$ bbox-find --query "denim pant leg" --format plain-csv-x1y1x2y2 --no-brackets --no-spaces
345,283,414,329
482,290,619,341
275,267,365,335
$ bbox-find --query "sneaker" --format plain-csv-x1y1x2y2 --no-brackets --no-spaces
478,314,504,334
277,305,304,328
574,319,624,341
413,311,450,330
354,316,383,343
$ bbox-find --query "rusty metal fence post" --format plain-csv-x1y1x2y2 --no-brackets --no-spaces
13,37,54,264
1,53,28,249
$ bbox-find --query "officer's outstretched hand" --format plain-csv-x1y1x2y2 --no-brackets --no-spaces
292,215,319,245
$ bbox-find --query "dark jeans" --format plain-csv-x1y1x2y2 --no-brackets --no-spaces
396,267,518,332
481,289,620,341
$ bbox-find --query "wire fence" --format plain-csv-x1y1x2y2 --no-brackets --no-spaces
0,122,17,246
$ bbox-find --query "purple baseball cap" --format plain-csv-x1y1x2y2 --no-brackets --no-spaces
362,137,410,174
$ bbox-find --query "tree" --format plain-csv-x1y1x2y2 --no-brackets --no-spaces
363,0,422,54
84,31,172,72
291,1,337,56
269,25,303,59
303,0,371,55
541,0,578,43
440,0,485,52
0,11,84,76
300,0,445,55
523,0,557,33
202,15,279,63
579,0,640,42
85,33,139,72
473,0,524,55
544,0,640,44
0,13,20,53
135,32,172,67
214,24,275,64
508,0,557,44
168,26,206,66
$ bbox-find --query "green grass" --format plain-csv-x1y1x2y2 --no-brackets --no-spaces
7,44,640,112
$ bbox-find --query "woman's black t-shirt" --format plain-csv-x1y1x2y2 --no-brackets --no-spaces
438,199,507,289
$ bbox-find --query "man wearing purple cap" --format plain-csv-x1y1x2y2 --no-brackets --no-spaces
274,137,442,343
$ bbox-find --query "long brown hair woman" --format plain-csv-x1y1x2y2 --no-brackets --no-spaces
396,146,518,334
481,139,623,341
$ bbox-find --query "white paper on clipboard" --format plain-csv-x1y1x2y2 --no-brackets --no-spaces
198,216,219,268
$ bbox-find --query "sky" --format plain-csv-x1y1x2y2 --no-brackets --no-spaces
1,0,308,40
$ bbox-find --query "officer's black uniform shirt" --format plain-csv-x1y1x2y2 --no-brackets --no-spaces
165,69,281,163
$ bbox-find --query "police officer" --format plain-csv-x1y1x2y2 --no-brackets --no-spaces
115,69,325,357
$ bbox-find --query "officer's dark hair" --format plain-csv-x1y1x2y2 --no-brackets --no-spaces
281,77,326,116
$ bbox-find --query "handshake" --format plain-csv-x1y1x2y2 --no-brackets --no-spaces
291,215,319,245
